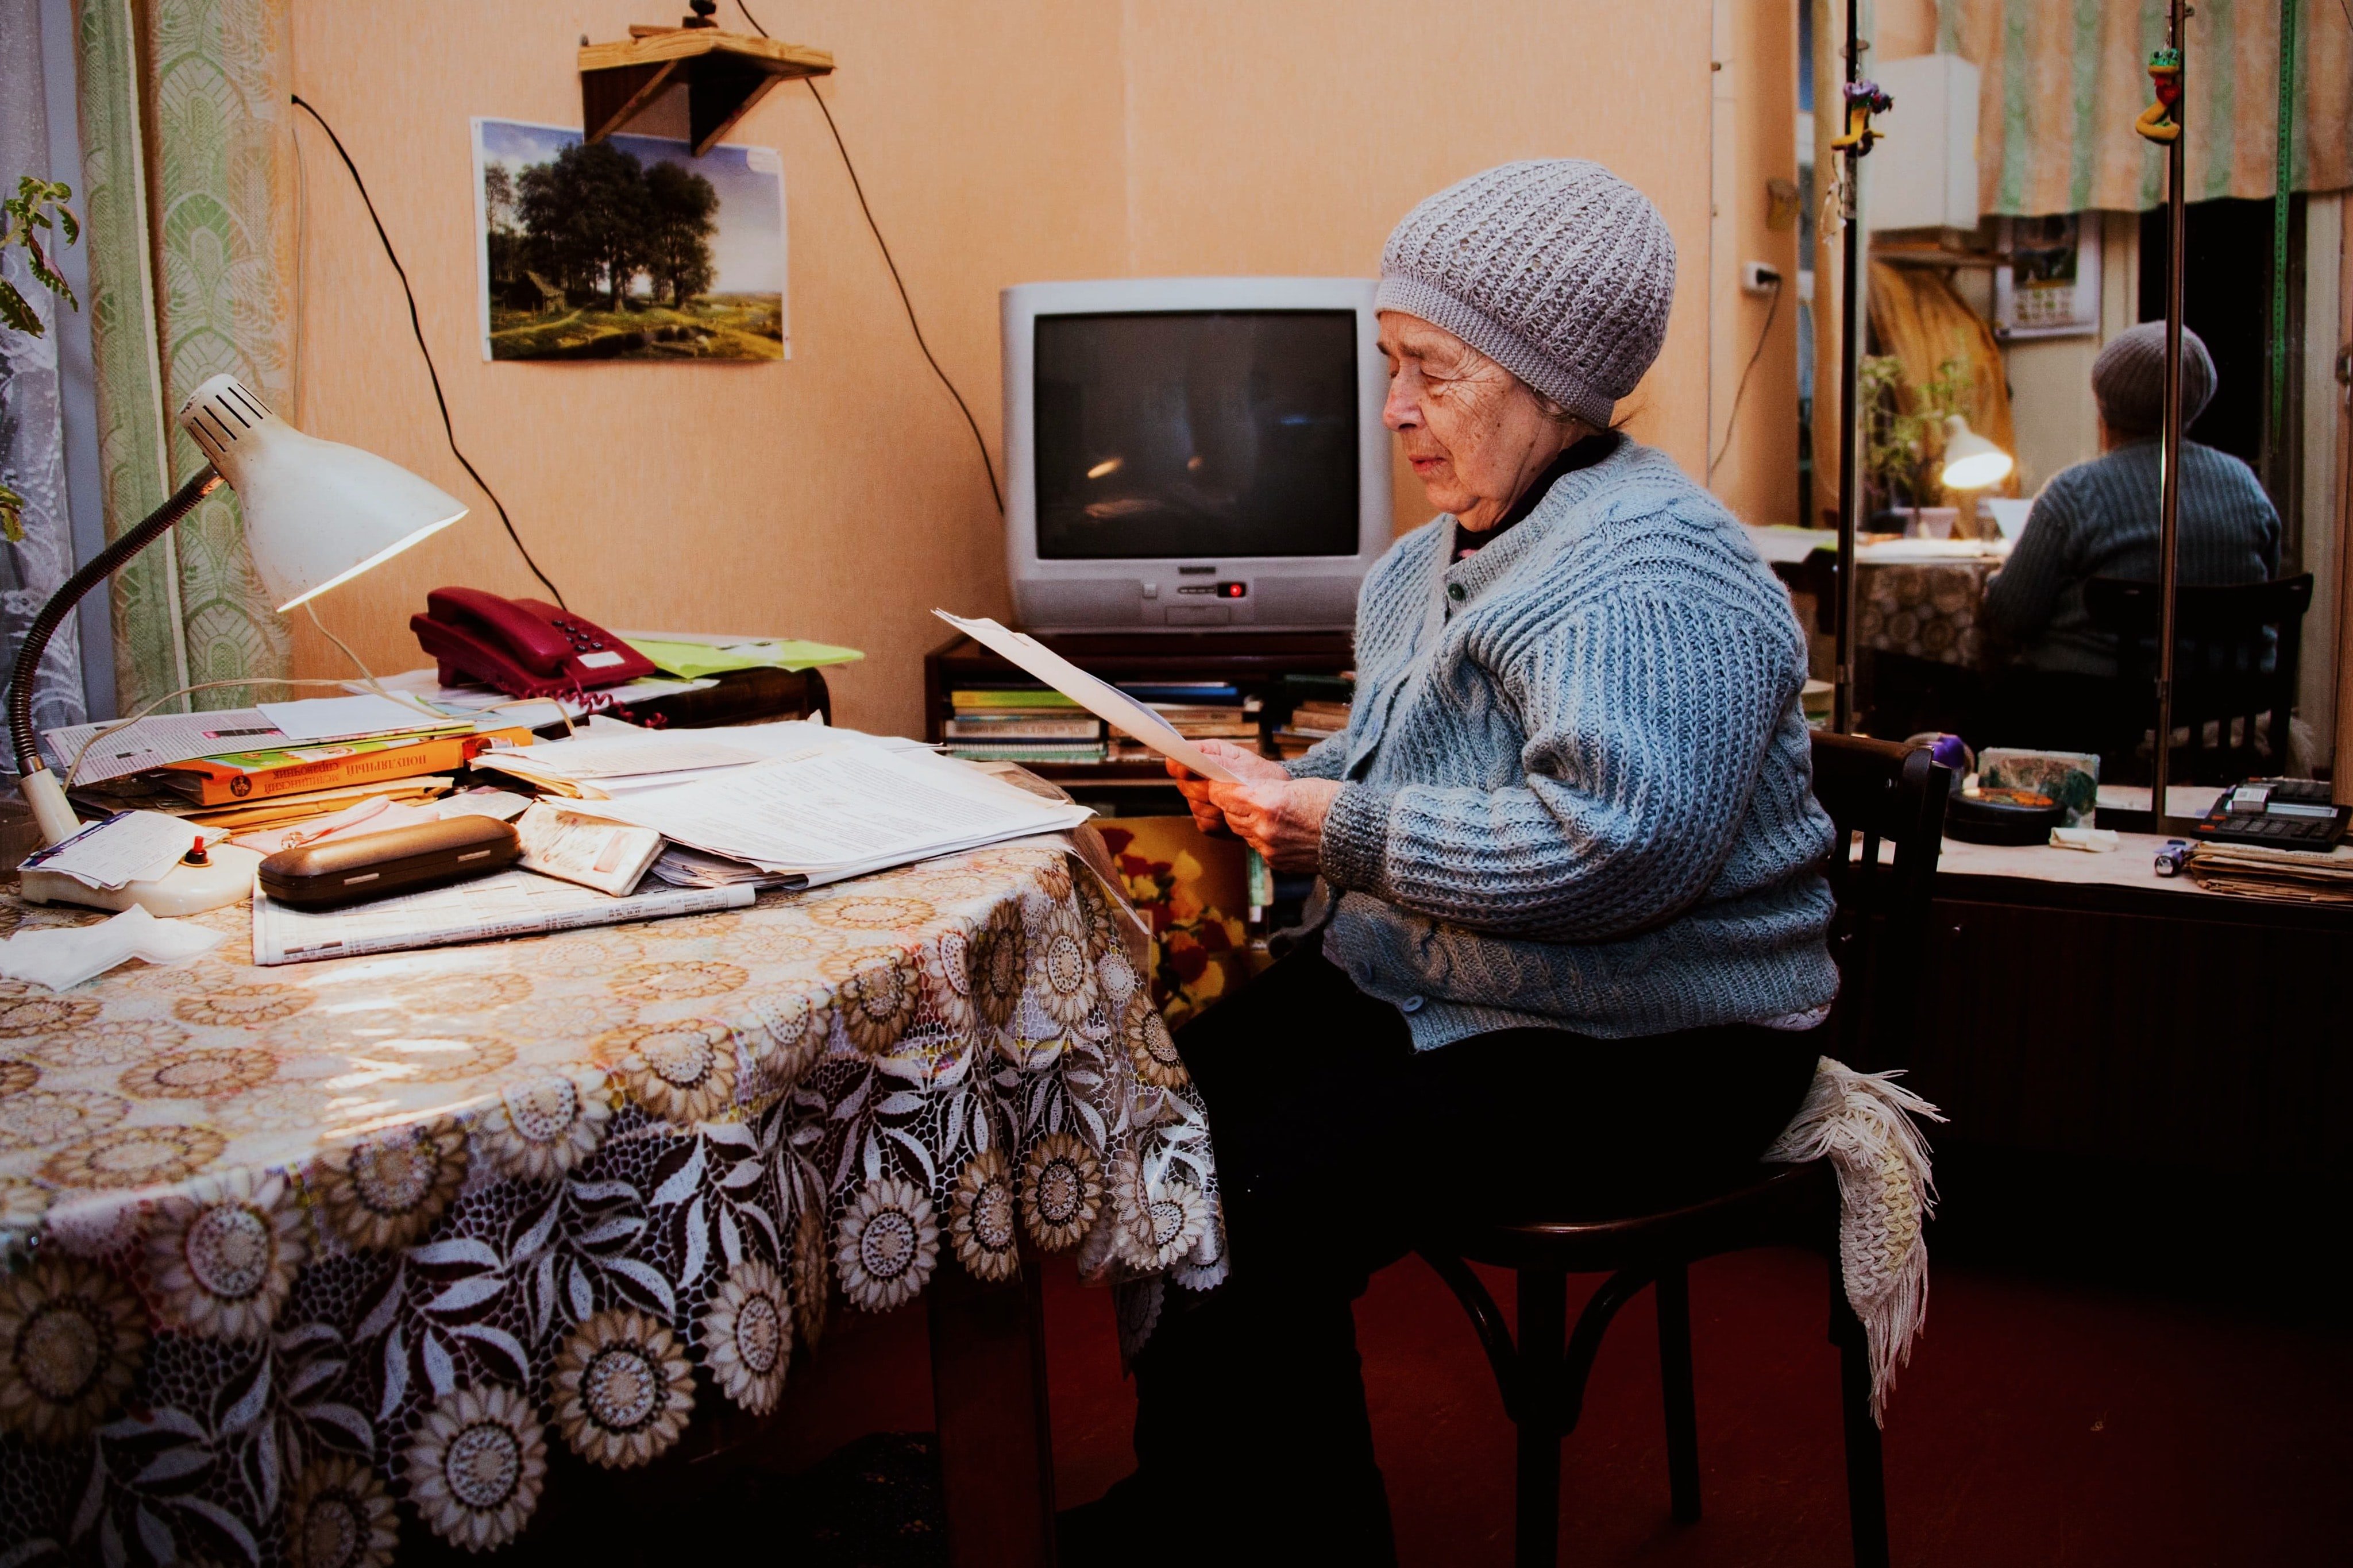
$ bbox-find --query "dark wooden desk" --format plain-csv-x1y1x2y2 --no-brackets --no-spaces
1894,837,2352,1194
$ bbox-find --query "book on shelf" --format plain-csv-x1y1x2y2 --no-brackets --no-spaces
942,716,1105,741
1114,681,1243,704
939,741,1109,764
948,686,1081,711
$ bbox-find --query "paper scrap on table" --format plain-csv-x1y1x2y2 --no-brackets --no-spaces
40,709,291,785
619,634,865,680
2049,826,2120,853
228,796,446,855
257,693,453,743
437,787,534,822
931,611,1239,782
0,904,226,990
19,810,206,890
514,802,664,896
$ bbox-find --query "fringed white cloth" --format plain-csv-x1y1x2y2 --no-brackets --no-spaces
1762,1056,1946,1424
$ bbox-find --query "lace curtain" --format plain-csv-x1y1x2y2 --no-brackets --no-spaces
71,0,295,718
1,0,90,743
1954,0,2353,217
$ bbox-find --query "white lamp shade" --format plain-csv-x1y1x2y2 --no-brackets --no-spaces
176,374,466,611
1938,412,2015,492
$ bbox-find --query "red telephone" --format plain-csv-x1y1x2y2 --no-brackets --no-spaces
410,588,658,698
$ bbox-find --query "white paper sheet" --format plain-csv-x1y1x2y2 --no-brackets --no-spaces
480,731,765,782
258,694,453,742
931,611,1239,782
566,739,1091,876
19,810,207,889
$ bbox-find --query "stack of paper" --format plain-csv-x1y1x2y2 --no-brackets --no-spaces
18,812,207,891
563,733,1090,888
354,667,717,729
2185,841,2353,903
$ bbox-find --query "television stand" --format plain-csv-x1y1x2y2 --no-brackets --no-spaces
923,629,1353,801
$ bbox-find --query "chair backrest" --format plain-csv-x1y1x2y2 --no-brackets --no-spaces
1808,732,1952,1068
2083,574,2312,779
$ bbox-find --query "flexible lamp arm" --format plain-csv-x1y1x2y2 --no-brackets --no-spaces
9,464,221,786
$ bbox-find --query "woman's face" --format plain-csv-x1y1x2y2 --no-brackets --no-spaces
1378,311,1576,531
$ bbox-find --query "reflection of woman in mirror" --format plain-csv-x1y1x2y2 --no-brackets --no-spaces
1980,322,2278,743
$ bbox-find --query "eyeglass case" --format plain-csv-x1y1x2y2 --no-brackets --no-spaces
258,816,520,910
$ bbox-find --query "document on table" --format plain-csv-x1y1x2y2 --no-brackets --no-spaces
353,668,718,728
932,611,1239,782
18,810,206,889
475,729,766,783
565,737,1092,885
252,867,755,964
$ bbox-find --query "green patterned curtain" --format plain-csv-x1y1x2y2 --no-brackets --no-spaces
71,0,292,716
1956,0,2352,217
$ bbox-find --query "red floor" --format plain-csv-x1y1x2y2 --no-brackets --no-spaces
1039,1248,2352,1566
726,1241,2351,1564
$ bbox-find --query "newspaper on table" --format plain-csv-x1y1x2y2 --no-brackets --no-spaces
561,732,1092,889
931,611,1240,782
2184,840,2353,904
253,867,754,965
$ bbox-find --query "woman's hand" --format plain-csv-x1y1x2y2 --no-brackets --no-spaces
1203,776,1343,872
1167,740,1291,836
1167,740,1343,870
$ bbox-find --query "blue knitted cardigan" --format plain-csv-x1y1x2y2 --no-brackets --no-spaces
1294,437,1839,1048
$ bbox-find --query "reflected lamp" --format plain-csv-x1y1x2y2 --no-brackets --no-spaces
9,374,466,909
1937,413,2014,491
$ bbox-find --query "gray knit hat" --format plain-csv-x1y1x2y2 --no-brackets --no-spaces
2092,320,2216,437
1376,159,1676,428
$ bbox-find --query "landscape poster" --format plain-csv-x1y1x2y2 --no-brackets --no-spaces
473,118,788,361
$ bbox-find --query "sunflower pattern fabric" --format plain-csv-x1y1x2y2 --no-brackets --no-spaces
0,837,1220,1562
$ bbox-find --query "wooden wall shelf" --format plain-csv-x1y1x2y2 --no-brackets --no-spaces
579,26,833,156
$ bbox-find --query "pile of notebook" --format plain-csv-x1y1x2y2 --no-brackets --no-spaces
47,694,536,838
1267,675,1354,760
940,686,1107,764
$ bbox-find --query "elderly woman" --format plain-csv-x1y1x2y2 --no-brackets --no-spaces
1062,162,1837,1565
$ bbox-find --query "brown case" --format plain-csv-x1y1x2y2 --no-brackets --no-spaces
258,816,522,910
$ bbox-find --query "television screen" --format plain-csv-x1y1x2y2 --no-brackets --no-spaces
1032,310,1361,560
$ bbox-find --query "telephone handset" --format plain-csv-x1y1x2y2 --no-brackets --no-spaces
410,587,658,698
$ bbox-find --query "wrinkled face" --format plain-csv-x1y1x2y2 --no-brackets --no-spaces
1378,311,1580,531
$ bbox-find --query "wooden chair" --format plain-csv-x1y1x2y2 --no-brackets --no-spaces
2083,574,2312,782
1415,732,1951,1568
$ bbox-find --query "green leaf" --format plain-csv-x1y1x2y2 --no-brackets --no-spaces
0,482,26,545
0,277,44,337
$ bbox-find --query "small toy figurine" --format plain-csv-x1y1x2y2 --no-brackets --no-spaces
1830,79,1895,154
2136,47,2183,144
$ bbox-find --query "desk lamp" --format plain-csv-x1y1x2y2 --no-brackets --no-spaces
1937,414,2014,492
10,373,466,914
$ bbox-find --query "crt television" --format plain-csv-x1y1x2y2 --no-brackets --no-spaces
1002,277,1390,632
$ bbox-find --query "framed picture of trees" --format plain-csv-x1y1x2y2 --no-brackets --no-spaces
472,118,788,361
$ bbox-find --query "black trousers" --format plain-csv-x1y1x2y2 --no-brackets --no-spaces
1125,939,1823,1563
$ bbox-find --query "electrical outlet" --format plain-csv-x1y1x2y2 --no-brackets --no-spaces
1741,261,1783,296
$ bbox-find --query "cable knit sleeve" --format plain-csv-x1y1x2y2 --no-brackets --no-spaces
1283,733,1352,781
1317,589,1800,943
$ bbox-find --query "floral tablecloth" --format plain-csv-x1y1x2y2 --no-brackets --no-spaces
0,837,1220,1566
1858,559,1999,670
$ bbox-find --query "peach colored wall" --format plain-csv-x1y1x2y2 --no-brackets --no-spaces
1706,0,1802,526
286,1,1724,736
